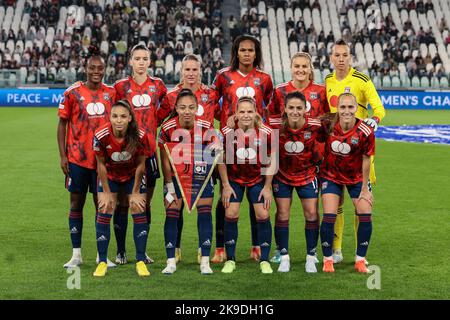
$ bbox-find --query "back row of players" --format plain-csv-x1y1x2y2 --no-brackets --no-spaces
57,35,386,277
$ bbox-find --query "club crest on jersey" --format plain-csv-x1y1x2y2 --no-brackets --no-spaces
103,93,110,101
254,78,261,86
344,87,351,93
304,132,311,140
351,136,359,145
149,86,156,92
194,161,207,175
201,94,208,103
310,92,317,100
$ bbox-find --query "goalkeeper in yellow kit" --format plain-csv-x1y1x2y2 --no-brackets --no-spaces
325,39,386,264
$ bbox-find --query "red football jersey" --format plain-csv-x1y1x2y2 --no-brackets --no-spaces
268,116,326,186
93,123,147,183
320,119,375,185
267,81,329,117
221,124,274,186
58,82,116,169
114,76,167,156
212,67,273,128
157,84,219,124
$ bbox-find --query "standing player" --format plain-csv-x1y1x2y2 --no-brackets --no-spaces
266,52,329,264
218,96,277,274
92,100,150,277
325,39,385,264
157,54,219,264
267,91,324,273
319,93,374,274
267,52,328,117
158,89,219,275
211,35,273,263
113,44,167,264
57,46,117,268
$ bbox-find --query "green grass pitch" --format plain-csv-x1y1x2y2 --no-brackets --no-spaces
0,108,449,300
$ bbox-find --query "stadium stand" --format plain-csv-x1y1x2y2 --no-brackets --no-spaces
239,0,450,87
0,0,225,86
0,0,449,88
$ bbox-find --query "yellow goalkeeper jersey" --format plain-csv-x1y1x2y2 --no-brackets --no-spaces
325,68,386,122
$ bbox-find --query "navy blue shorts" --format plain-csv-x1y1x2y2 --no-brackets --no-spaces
320,178,372,199
163,177,214,199
66,162,97,194
98,176,147,194
229,180,265,204
146,155,160,188
273,177,319,199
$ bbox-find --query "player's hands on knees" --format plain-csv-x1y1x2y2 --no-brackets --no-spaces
130,193,146,213
358,189,374,207
258,185,272,210
98,192,116,212
60,156,69,176
221,184,236,209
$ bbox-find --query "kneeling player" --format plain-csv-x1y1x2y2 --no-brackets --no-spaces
268,91,324,273
218,96,277,274
159,89,220,275
319,93,375,273
92,100,150,277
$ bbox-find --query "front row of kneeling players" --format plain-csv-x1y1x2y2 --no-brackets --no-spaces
90,88,374,277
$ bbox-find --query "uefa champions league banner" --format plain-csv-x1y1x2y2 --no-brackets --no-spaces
377,90,450,110
0,88,449,109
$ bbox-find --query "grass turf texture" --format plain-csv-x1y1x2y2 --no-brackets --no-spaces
0,108,449,299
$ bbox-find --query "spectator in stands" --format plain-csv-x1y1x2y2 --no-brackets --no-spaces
416,0,425,14
298,27,307,44
259,15,268,29
432,53,442,67
439,18,448,33
288,29,298,43
425,0,434,12
399,1,407,11
326,31,335,44
7,29,15,42
355,0,364,11
435,66,446,79
250,22,259,37
346,0,355,10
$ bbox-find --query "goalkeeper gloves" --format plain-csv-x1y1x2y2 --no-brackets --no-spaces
363,117,379,132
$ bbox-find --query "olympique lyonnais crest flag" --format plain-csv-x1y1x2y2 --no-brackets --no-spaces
164,142,221,213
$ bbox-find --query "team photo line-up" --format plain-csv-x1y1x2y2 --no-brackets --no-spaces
57,33,385,277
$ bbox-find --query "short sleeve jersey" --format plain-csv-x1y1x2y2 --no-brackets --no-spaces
268,116,326,186
320,119,375,185
114,75,167,156
221,124,273,186
58,82,116,169
212,67,273,128
267,81,329,117
93,123,147,182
